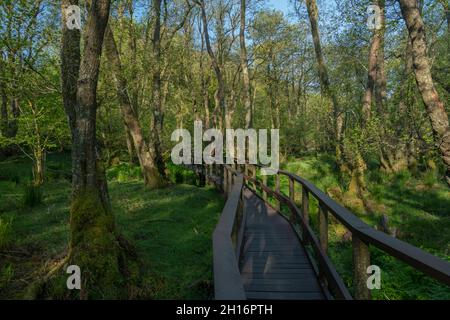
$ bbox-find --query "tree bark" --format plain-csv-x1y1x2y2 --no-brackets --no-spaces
150,0,167,179
399,0,450,186
57,0,137,299
0,77,7,137
305,0,343,165
362,0,385,124
103,26,165,189
240,0,252,129
199,0,226,129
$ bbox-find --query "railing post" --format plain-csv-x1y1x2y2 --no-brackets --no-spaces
352,236,371,300
301,185,309,225
228,169,233,194
262,175,267,201
275,174,280,211
223,166,228,195
319,204,328,253
289,178,295,222
252,166,257,191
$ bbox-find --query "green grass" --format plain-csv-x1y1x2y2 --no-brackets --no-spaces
281,155,450,300
0,154,223,299
1,152,448,299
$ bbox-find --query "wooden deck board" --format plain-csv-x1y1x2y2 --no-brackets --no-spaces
240,188,325,300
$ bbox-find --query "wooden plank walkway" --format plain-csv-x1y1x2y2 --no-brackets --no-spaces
239,188,325,300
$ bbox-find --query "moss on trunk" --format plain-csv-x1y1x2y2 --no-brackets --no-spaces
27,190,141,299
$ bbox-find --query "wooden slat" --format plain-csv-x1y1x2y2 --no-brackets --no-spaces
246,291,324,300
241,272,316,280
240,189,325,300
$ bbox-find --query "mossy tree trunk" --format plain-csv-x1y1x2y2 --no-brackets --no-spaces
304,0,344,170
199,0,226,130
399,0,450,187
150,0,167,181
53,0,138,299
103,25,165,190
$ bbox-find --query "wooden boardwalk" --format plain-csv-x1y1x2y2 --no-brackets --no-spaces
212,165,450,300
239,188,325,300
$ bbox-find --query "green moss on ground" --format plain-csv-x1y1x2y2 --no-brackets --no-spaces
0,155,223,299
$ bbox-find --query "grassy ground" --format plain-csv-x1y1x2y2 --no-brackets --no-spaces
0,154,223,299
277,154,450,300
1,153,448,300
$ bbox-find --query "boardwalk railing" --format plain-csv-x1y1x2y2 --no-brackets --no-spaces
239,162,450,299
208,161,450,300
212,165,247,300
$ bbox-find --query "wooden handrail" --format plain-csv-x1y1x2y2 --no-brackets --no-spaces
242,162,450,293
278,170,450,287
212,166,246,300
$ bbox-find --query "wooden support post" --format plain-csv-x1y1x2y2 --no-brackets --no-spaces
289,178,295,202
318,204,328,253
289,178,296,222
223,167,228,195
302,186,309,225
352,236,371,300
262,175,268,201
252,166,256,191
275,174,280,211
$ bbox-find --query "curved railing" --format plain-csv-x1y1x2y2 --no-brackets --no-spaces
208,161,450,300
212,165,246,300
239,162,450,299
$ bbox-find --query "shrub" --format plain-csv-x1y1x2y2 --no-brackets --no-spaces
22,184,43,207
368,170,389,185
0,265,14,291
107,163,141,182
0,217,13,250
393,170,412,187
166,163,197,185
423,170,437,188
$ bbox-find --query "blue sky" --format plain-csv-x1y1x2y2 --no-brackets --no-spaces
267,0,291,15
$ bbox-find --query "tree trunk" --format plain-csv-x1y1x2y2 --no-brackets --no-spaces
199,19,210,129
362,0,385,124
399,0,450,186
305,0,343,166
124,124,138,165
53,0,137,299
0,79,7,137
240,0,252,129
199,0,226,129
8,98,19,137
33,148,45,186
150,0,167,179
104,26,165,189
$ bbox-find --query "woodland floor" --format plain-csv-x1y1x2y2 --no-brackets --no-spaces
276,154,450,299
0,153,223,299
0,153,449,299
